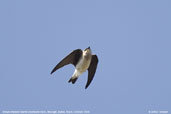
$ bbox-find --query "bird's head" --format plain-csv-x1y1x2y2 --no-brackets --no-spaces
83,46,92,56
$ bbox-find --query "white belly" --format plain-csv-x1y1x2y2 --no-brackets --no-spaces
76,56,91,73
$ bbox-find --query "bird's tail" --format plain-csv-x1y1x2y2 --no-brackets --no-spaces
68,77,78,84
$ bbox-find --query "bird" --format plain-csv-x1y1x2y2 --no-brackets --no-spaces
50,47,98,89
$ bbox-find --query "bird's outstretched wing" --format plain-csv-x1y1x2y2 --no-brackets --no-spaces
85,55,98,89
51,49,82,74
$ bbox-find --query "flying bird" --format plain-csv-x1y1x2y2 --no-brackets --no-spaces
51,47,98,89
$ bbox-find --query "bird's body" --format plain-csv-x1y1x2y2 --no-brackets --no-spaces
70,49,92,82
51,47,98,89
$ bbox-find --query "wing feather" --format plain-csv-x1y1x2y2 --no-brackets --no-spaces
85,55,98,89
51,49,82,74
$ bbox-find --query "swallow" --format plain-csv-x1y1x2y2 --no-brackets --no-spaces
51,47,98,89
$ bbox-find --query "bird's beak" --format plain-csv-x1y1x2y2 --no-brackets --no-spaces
88,46,90,49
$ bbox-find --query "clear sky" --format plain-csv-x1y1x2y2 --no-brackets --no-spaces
0,0,171,114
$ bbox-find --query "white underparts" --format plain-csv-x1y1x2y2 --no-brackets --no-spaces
72,69,82,79
71,51,92,79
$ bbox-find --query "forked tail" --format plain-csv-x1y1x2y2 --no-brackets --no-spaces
68,77,78,84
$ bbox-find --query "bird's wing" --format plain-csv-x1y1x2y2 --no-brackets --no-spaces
85,55,98,89
51,49,82,74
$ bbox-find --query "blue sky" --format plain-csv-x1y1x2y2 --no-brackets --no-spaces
0,0,171,114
